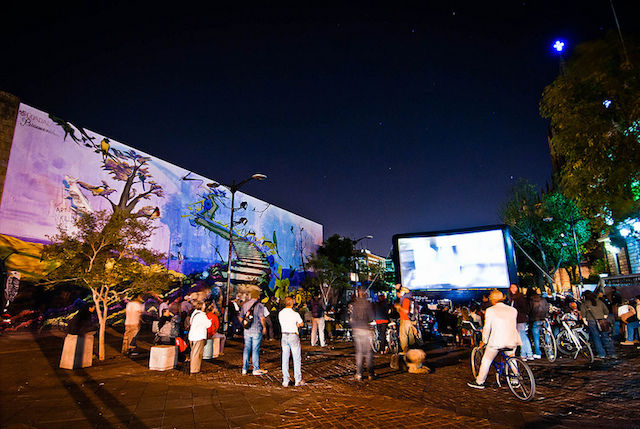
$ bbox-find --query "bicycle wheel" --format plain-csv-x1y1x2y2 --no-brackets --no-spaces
370,331,381,353
541,330,557,362
557,330,577,355
577,335,595,363
387,330,399,354
505,356,536,401
471,346,484,379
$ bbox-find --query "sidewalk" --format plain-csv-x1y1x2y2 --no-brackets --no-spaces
1,327,639,428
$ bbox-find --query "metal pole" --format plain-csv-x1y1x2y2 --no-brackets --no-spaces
571,222,584,288
223,182,236,333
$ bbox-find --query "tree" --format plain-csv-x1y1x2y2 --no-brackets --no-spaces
540,34,640,226
302,234,354,306
500,180,591,291
42,211,177,360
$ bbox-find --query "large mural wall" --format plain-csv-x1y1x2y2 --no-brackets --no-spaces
0,103,323,291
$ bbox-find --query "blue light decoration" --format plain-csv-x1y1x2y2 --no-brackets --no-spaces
603,99,612,108
553,40,565,52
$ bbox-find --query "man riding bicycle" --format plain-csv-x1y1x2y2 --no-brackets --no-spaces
468,289,521,389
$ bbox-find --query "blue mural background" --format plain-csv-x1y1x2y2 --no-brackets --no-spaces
0,103,323,291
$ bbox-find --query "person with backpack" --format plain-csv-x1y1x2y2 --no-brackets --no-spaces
239,289,268,376
309,292,326,347
188,300,211,374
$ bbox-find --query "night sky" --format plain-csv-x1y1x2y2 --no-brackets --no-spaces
3,1,638,256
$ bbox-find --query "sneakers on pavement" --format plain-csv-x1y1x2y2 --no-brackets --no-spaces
467,380,485,389
354,374,362,381
253,369,268,376
295,380,306,387
620,341,635,345
532,354,542,359
282,381,289,387
242,369,247,375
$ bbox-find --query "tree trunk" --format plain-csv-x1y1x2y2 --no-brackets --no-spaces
91,285,110,361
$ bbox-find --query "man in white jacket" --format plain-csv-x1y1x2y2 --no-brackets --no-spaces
188,300,211,375
468,289,521,389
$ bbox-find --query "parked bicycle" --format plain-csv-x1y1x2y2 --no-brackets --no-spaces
554,312,594,363
386,321,400,354
539,317,557,362
471,345,536,401
370,323,381,353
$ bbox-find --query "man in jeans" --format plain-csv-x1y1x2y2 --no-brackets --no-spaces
528,289,549,359
278,297,305,387
239,289,268,375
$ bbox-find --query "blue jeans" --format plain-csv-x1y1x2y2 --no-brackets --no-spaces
626,321,640,341
243,331,262,372
517,323,532,358
587,321,616,358
281,333,302,384
353,328,373,376
531,321,543,356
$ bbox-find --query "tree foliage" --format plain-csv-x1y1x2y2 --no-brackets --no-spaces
540,34,640,225
42,211,176,359
500,180,591,290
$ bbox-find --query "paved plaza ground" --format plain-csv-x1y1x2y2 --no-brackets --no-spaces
1,326,639,429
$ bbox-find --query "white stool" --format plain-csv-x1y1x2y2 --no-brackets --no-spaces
203,337,221,359
60,334,94,369
149,345,178,371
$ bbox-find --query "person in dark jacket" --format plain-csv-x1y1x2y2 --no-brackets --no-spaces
527,288,549,359
351,288,375,380
67,302,97,336
508,284,533,360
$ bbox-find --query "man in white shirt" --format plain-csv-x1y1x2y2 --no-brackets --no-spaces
618,300,639,345
468,289,521,389
278,297,305,387
188,300,212,374
122,295,145,356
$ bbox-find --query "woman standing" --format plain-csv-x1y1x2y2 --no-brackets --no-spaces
188,300,211,374
581,291,617,359
508,283,533,360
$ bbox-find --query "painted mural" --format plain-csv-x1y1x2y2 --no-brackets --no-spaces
0,103,323,292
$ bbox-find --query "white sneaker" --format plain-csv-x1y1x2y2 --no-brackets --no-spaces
533,354,542,359
253,369,268,376
242,369,247,375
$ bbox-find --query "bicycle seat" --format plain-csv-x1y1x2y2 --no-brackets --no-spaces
497,347,514,352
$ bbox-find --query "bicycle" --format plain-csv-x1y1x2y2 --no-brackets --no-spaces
555,313,594,363
385,321,400,354
370,323,381,353
471,345,536,401
539,318,557,362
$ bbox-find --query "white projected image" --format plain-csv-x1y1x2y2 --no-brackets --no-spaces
397,229,511,290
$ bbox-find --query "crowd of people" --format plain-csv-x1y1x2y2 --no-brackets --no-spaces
64,281,639,388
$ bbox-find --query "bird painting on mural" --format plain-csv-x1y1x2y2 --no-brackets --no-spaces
100,138,110,161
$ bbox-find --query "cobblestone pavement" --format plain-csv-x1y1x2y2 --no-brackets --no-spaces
1,327,639,428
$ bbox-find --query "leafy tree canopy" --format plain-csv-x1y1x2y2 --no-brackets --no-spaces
501,180,591,288
540,33,640,226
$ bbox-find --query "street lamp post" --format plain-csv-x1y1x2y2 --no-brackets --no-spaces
208,173,267,334
544,216,584,293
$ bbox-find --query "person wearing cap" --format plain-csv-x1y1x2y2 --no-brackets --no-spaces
278,297,305,387
468,289,521,389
